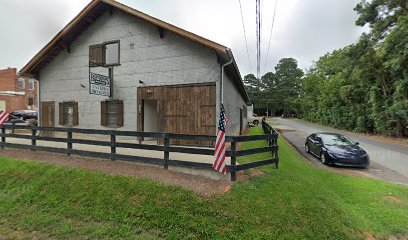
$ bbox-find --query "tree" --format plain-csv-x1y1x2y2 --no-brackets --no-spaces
296,4,408,137
243,74,263,115
272,58,304,116
243,58,304,117
355,0,408,40
241,0,408,136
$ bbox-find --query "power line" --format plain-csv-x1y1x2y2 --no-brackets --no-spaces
256,0,261,80
263,0,278,74
238,0,251,69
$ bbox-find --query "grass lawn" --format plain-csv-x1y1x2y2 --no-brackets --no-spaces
0,127,407,239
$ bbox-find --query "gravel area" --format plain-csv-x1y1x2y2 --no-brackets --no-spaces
0,149,242,198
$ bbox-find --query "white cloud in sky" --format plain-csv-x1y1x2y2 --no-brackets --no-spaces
0,0,366,76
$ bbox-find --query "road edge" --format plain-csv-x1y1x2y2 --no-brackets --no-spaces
290,118,408,147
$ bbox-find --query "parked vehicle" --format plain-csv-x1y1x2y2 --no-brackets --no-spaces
10,110,38,120
305,133,369,168
248,114,262,126
3,115,37,126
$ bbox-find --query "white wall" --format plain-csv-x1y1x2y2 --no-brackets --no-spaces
0,100,5,111
40,9,220,131
222,71,248,135
247,105,254,118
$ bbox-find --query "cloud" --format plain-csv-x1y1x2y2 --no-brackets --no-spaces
0,0,367,76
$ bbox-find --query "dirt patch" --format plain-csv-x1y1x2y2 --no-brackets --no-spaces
384,195,404,203
365,233,376,240
388,234,408,240
0,223,46,240
0,149,249,198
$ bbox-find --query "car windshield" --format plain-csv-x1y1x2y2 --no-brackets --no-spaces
320,134,355,146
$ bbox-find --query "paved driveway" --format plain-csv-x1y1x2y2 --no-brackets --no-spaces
271,118,408,185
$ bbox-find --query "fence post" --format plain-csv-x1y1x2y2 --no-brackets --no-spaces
275,135,279,169
67,131,72,156
230,140,237,181
31,128,36,151
163,134,169,170
12,122,15,134
111,134,116,161
1,127,5,149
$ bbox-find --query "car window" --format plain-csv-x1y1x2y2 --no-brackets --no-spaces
321,135,355,146
309,134,316,140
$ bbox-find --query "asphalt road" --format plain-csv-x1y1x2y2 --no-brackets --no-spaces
271,118,408,185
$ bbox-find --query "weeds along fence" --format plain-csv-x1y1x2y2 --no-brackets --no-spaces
262,120,278,146
0,125,279,181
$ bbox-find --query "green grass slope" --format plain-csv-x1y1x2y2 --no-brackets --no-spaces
0,127,407,239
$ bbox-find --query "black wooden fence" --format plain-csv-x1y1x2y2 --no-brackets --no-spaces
0,125,278,181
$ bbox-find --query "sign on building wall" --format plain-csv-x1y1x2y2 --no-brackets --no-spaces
89,72,111,97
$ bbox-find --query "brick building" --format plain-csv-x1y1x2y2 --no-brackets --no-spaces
0,68,38,112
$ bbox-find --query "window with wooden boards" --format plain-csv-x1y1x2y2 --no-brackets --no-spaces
89,41,120,67
101,100,123,128
59,101,79,126
89,44,104,67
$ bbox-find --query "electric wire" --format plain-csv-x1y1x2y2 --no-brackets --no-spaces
238,0,251,69
263,0,278,74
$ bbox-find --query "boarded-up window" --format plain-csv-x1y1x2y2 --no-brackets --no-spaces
89,44,103,67
59,101,78,126
101,100,123,128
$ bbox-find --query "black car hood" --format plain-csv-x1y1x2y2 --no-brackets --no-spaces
325,144,366,157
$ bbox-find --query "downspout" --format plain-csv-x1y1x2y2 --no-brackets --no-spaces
35,79,40,127
221,57,233,104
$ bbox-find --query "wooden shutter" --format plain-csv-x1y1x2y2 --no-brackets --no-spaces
117,101,124,127
101,101,107,126
73,102,79,126
59,102,64,126
89,44,103,67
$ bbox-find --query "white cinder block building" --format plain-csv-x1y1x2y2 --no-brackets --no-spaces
20,0,249,142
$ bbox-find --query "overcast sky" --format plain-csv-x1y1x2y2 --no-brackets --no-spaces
0,0,366,76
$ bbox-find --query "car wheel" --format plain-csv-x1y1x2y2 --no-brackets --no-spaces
253,120,259,126
320,152,326,164
305,144,310,153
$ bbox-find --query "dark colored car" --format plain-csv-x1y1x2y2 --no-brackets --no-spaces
10,110,38,120
305,133,369,168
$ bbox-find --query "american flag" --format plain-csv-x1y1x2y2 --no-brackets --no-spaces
0,111,10,127
213,104,227,174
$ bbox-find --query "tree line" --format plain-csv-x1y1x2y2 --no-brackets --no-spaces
244,0,407,137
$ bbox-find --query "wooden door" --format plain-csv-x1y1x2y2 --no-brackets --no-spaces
161,84,216,146
138,84,216,146
40,101,55,136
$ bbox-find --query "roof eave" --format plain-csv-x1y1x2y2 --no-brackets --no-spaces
225,48,251,105
19,0,228,76
19,0,102,76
